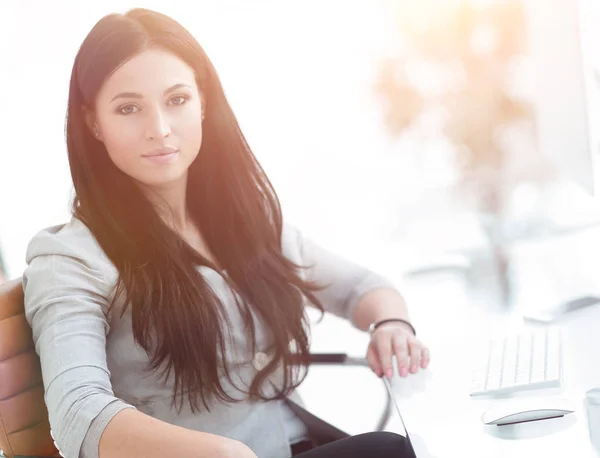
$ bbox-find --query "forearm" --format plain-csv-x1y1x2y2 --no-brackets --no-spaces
99,408,256,458
351,287,411,332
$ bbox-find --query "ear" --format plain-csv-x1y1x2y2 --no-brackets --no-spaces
199,90,206,122
82,106,103,141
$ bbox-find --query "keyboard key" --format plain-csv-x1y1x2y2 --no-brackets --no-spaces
530,330,547,383
545,328,561,381
515,332,532,384
501,335,518,387
485,339,505,390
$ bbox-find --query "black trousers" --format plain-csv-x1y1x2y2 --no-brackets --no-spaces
284,397,416,458
291,431,416,457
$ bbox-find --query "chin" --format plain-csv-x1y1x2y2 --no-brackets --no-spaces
136,171,189,190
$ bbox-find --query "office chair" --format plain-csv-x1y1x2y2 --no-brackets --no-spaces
0,278,393,458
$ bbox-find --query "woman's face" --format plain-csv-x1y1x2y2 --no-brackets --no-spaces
89,48,204,191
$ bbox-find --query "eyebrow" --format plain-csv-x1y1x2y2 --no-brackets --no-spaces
110,83,193,102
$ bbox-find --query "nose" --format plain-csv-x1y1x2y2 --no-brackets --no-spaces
145,107,172,140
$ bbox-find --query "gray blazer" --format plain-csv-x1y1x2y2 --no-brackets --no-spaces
22,218,395,458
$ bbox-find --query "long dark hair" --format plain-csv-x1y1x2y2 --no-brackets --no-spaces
65,8,324,412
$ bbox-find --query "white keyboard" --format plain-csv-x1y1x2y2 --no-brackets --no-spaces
470,327,562,397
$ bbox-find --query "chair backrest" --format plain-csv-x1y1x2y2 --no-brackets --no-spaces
0,278,59,458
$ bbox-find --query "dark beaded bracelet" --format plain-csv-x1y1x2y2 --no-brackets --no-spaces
368,318,416,336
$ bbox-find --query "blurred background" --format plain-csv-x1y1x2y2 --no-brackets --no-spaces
1,0,600,316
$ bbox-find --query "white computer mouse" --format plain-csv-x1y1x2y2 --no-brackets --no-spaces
482,398,575,426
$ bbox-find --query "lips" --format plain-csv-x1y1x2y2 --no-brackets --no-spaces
142,147,179,164
142,146,179,158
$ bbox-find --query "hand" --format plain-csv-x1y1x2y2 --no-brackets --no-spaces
366,323,430,379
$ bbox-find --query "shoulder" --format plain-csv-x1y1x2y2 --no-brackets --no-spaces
22,218,117,327
23,217,117,296
25,217,111,269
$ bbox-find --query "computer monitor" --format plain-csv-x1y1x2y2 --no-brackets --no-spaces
523,0,600,197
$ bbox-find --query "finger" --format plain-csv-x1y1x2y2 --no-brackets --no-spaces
374,333,394,379
367,344,383,377
392,333,410,377
407,338,421,374
420,346,431,369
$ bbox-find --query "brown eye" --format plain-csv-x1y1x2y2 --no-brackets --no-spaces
169,95,189,106
117,104,139,115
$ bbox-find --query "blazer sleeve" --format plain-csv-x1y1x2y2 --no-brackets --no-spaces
283,224,398,325
23,230,136,458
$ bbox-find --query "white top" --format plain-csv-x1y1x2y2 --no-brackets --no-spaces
22,218,395,458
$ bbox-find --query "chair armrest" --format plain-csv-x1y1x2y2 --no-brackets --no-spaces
307,353,368,366
306,353,392,431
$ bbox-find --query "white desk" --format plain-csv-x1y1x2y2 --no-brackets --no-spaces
387,309,600,457
299,266,600,458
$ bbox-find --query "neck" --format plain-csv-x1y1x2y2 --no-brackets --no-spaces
141,176,190,233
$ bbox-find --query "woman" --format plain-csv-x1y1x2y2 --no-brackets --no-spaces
23,8,429,458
